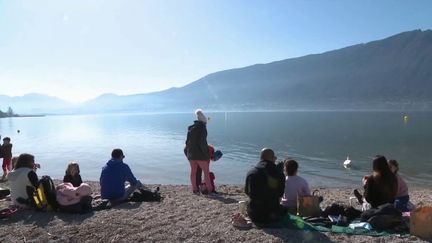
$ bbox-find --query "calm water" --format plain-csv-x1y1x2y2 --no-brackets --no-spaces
1,111,431,187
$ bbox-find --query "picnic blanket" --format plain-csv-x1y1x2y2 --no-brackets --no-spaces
255,214,409,237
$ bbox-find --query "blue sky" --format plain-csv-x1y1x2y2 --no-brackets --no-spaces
0,0,431,102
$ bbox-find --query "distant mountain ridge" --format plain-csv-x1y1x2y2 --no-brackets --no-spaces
83,29,432,112
2,29,432,114
0,93,71,114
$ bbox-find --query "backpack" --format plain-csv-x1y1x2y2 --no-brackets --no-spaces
128,187,161,202
322,203,362,221
30,176,59,211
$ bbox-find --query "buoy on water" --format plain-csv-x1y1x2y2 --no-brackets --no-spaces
403,115,409,123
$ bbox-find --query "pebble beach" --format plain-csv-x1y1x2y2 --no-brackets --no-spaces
1,180,432,242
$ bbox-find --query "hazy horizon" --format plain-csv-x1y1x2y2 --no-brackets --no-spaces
1,0,432,102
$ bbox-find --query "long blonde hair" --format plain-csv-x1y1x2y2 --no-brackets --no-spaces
65,161,80,176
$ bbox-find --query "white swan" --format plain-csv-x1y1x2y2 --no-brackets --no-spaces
343,156,352,168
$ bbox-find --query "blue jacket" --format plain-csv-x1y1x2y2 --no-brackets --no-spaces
100,159,138,200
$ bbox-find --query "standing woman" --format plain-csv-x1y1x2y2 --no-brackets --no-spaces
185,109,213,194
362,155,398,208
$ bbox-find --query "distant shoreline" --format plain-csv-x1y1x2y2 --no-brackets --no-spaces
0,114,45,119
4,109,432,118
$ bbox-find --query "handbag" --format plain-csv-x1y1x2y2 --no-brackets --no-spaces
410,205,432,239
297,190,322,217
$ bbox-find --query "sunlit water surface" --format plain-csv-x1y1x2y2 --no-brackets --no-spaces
1,111,431,187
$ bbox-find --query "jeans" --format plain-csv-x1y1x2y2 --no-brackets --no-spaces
394,195,410,212
110,180,143,205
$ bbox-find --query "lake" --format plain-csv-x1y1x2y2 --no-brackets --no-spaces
1,111,431,188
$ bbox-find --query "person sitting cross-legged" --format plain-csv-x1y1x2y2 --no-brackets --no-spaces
245,148,286,223
100,149,143,205
8,153,39,208
280,159,311,214
362,155,398,208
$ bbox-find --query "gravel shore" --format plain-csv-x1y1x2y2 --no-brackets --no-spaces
1,181,431,243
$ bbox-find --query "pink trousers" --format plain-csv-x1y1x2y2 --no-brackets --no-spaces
2,158,11,174
189,160,213,192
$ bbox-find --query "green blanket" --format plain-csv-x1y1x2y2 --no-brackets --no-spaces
255,214,407,237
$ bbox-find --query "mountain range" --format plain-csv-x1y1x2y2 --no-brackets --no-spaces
2,29,432,114
0,93,71,114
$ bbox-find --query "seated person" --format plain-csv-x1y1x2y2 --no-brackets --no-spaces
245,148,286,223
7,153,39,208
388,159,410,212
363,155,397,208
63,161,83,187
280,159,311,213
100,149,142,204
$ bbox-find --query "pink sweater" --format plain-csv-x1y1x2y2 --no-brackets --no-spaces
56,182,92,206
396,174,409,197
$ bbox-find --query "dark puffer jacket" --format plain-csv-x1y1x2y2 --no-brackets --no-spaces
0,144,12,159
185,121,210,161
245,160,285,223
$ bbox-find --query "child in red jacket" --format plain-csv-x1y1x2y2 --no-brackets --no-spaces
1,137,13,181
198,145,223,194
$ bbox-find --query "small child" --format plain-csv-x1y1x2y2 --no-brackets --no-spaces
198,145,222,194
388,159,410,212
63,161,83,187
1,137,13,181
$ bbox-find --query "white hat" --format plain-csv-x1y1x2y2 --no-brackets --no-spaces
195,109,207,123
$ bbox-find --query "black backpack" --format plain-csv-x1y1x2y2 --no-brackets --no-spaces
322,203,362,221
128,187,161,202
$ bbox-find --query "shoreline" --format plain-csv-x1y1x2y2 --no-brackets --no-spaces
1,181,431,242
0,114,45,118
2,109,432,119
2,180,432,190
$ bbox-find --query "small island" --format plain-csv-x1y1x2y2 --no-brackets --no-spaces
0,107,44,118
0,107,19,118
